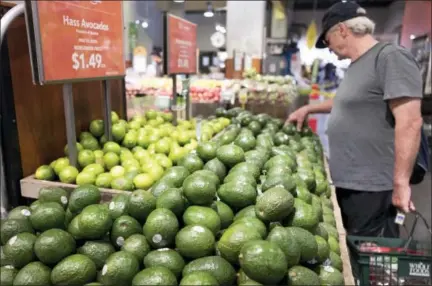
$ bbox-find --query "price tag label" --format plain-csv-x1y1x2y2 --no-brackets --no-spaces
29,1,125,84
167,14,197,75
196,118,202,142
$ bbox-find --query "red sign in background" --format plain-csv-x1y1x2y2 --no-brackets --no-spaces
167,14,197,75
34,1,125,83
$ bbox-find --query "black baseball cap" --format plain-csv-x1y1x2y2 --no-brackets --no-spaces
315,1,367,49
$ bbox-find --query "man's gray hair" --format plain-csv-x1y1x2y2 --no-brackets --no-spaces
343,15,376,35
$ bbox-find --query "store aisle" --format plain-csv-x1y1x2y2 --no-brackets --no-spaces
401,173,431,244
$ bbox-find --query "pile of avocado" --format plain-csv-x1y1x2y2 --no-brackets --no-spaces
1,108,344,286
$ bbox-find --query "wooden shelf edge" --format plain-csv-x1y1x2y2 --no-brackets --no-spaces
324,156,356,286
20,175,127,202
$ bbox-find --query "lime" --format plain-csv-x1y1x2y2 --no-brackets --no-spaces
153,154,173,169
122,131,138,149
132,146,145,153
134,149,150,162
122,158,140,169
89,119,104,137
103,142,121,155
112,123,126,142
147,165,164,182
128,120,141,130
79,131,93,141
132,115,146,126
54,158,70,175
162,112,173,122
64,143,84,156
133,173,154,190
76,172,96,186
81,136,100,151
110,166,125,178
111,111,120,123
82,163,105,176
103,152,120,170
155,138,171,155
145,110,158,120
99,134,108,145
111,177,134,191
58,166,79,183
35,165,55,181
78,150,96,168
124,165,141,175
96,173,112,188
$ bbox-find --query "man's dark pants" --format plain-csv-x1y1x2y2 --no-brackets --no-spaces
336,188,400,238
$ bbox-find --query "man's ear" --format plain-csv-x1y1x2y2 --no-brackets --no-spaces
340,23,350,38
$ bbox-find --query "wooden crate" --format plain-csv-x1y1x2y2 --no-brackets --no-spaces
20,175,126,202
324,157,355,286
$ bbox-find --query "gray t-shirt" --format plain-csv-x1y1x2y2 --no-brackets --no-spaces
327,42,423,191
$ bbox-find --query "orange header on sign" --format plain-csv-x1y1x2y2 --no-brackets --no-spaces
167,14,197,75
34,1,125,83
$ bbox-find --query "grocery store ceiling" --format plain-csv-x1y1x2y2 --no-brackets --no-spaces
156,0,395,12
156,1,227,12
292,0,395,10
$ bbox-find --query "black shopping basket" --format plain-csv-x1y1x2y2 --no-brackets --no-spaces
347,211,432,286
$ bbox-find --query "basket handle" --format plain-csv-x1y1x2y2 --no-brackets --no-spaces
402,211,432,252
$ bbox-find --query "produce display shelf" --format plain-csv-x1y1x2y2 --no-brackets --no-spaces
324,156,356,286
20,175,124,202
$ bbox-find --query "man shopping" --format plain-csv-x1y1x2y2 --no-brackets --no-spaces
288,1,424,237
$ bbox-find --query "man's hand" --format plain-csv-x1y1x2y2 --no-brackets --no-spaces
287,106,309,131
392,183,416,213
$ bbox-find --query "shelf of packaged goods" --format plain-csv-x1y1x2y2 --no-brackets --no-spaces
324,155,356,286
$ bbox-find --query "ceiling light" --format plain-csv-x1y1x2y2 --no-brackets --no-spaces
204,10,214,18
173,0,184,3
410,34,416,40
135,20,140,24
142,21,148,28
204,1,214,18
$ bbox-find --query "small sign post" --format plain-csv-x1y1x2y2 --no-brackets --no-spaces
164,13,197,123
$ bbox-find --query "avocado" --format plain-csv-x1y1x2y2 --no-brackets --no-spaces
217,181,257,210
3,232,36,268
143,209,179,249
78,241,116,270
203,158,227,182
143,249,185,278
261,175,296,194
216,224,261,264
287,265,320,285
314,235,331,263
182,173,217,206
180,271,219,286
316,265,344,286
285,227,318,263
99,251,139,286
158,166,190,188
216,144,245,168
12,262,51,286
156,188,187,218
128,190,157,224
1,266,18,285
239,240,287,284
108,193,129,220
284,199,319,232
255,186,294,222
132,266,177,286
34,229,76,265
38,186,69,208
111,215,142,248
183,206,221,235
178,153,204,173
182,256,236,285
121,234,151,262
77,204,113,240
237,269,263,285
233,205,257,221
266,226,301,267
51,254,97,286
211,201,234,230
175,225,215,259
0,219,34,245
68,185,101,213
30,202,65,231
231,217,267,238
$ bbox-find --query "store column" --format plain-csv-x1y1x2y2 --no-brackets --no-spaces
225,1,266,78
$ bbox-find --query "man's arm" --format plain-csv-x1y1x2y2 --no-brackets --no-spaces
287,99,333,130
306,98,334,114
389,97,423,187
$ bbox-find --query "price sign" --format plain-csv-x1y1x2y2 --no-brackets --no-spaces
28,1,125,84
166,14,197,75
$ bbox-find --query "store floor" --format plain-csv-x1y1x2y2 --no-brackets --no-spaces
401,172,431,244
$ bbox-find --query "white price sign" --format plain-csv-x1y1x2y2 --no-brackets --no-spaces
72,53,106,71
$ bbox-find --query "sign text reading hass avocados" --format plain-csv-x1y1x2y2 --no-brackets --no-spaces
33,1,125,83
